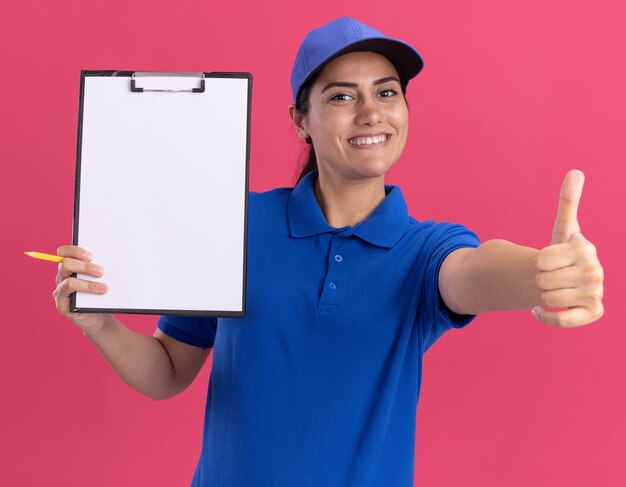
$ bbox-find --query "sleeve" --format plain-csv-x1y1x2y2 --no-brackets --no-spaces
418,222,481,354
157,315,218,349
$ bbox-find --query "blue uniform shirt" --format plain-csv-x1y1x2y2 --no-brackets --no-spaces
157,170,481,486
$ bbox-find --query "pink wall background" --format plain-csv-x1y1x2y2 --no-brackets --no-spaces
2,0,624,485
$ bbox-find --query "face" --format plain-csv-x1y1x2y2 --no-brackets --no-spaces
293,51,409,182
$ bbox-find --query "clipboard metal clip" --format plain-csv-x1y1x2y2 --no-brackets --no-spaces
131,72,206,93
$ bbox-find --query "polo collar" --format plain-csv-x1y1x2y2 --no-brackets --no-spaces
287,170,409,249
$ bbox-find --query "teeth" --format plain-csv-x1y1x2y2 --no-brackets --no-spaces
349,135,388,146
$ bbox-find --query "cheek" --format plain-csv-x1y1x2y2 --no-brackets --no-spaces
392,105,409,129
391,111,409,146
393,115,409,142
313,114,349,144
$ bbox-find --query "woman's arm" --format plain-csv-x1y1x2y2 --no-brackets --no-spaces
83,316,210,400
439,240,542,315
438,170,604,328
54,245,210,400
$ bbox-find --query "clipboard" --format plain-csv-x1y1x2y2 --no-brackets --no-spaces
71,70,252,317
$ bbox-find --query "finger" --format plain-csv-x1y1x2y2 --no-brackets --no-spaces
59,277,108,296
53,277,108,314
539,288,598,309
531,306,599,328
538,268,603,299
552,169,584,245
536,266,580,291
57,245,94,262
536,233,590,271
536,243,576,272
56,258,104,286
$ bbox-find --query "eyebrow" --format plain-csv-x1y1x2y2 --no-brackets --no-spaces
320,76,401,94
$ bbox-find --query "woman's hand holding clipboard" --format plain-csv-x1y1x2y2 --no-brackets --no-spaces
52,245,111,334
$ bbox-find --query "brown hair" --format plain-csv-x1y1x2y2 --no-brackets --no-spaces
292,71,321,185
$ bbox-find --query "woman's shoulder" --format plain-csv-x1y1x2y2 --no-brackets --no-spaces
247,186,295,217
405,215,481,246
406,215,454,231
249,186,292,198
249,186,293,206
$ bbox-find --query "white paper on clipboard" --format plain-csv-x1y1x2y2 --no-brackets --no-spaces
71,71,251,317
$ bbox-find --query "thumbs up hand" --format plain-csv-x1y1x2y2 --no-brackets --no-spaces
532,170,604,327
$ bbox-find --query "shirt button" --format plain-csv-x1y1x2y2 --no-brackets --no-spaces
329,282,337,290
334,254,343,262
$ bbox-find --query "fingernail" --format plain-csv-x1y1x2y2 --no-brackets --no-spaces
94,265,104,276
84,252,94,261
95,283,108,292
531,307,540,319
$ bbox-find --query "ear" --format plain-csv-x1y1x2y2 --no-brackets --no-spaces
289,104,308,140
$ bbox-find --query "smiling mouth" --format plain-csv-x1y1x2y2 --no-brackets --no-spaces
348,134,391,147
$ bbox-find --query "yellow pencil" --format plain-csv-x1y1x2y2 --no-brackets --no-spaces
24,251,64,263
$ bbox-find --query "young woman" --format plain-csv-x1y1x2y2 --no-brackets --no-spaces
53,17,604,487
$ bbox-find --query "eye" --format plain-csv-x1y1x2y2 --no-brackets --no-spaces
379,89,398,97
330,93,353,101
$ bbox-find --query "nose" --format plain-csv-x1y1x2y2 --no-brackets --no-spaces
354,95,382,126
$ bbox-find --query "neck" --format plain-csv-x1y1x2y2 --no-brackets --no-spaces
313,170,387,228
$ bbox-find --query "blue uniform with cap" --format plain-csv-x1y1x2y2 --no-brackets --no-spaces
157,170,481,486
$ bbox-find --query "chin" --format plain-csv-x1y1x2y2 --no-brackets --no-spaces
356,159,397,178
319,154,399,181
328,167,386,183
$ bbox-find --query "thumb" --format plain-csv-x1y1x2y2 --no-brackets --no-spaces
551,169,585,245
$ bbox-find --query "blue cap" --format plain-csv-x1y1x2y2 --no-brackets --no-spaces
290,17,424,103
